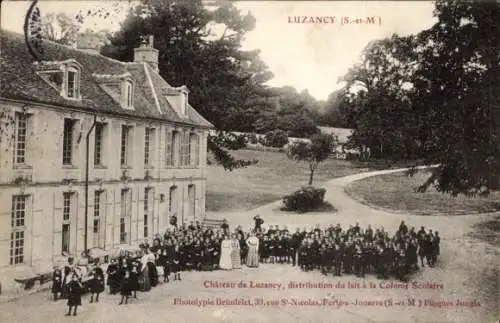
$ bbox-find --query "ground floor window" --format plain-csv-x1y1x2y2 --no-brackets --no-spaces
10,231,24,265
143,214,148,238
120,218,127,244
10,195,27,265
62,223,70,253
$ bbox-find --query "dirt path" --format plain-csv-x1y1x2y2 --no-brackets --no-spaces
208,168,500,323
1,169,497,323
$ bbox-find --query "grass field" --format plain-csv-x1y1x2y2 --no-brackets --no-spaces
344,169,500,215
206,149,370,212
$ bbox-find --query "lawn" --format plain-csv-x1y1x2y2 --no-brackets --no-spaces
344,169,500,215
206,149,369,212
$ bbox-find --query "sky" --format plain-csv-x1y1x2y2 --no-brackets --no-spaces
1,1,437,100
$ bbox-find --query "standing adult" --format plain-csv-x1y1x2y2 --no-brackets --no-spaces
239,233,248,265
170,213,178,229
219,235,233,270
246,232,260,268
253,215,264,232
221,219,229,236
231,234,242,269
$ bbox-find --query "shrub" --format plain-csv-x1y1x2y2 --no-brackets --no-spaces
263,129,288,148
282,186,327,212
248,133,258,144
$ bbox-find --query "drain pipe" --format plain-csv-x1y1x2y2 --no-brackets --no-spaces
84,114,98,255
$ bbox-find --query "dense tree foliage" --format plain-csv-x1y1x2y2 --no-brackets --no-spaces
341,0,500,196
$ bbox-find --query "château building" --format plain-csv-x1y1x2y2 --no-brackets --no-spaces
0,30,213,280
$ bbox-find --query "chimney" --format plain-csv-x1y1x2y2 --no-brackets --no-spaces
76,32,102,53
134,35,159,73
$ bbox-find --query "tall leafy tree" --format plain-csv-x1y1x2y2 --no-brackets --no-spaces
341,34,421,160
341,0,500,196
412,0,500,195
98,0,272,170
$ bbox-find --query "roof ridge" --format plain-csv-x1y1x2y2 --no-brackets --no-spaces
142,63,162,114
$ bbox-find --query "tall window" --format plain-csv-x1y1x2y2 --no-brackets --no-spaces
63,192,71,221
10,195,27,265
62,119,75,165
14,112,28,164
125,80,133,108
169,186,178,216
188,184,196,219
189,133,200,167
68,69,77,98
120,125,131,166
180,132,190,166
93,190,102,247
165,131,173,167
144,188,151,238
120,189,130,244
144,128,153,166
94,123,104,166
172,131,180,167
66,67,80,99
62,192,73,253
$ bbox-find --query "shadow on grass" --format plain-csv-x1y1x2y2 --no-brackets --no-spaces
279,201,337,214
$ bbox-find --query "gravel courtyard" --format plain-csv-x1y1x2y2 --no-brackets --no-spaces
1,169,498,323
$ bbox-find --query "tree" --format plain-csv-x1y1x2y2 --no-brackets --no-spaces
341,34,421,161
410,0,500,196
40,12,80,45
37,0,270,171
340,0,500,196
99,0,273,170
288,133,335,185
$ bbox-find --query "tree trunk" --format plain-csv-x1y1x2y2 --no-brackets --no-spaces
308,169,315,186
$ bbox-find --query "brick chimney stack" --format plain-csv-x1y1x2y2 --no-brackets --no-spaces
134,35,159,73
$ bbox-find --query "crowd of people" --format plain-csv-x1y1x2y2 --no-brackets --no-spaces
51,215,441,315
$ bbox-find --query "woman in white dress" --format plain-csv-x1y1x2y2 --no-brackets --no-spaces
231,234,242,269
219,235,233,270
246,232,259,268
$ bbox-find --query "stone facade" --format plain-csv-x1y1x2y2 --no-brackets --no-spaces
0,30,213,285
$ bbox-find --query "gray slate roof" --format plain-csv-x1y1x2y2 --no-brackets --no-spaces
0,30,213,128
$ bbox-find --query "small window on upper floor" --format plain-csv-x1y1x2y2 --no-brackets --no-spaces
122,79,134,110
180,87,189,117
36,61,81,100
66,66,79,99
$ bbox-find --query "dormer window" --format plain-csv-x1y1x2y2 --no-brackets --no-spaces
126,80,133,107
162,85,189,117
180,90,188,116
35,59,82,100
66,67,79,98
121,79,134,110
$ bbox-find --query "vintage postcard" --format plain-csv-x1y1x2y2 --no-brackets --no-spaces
0,0,499,322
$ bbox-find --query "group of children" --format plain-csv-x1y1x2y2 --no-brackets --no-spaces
51,218,441,315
